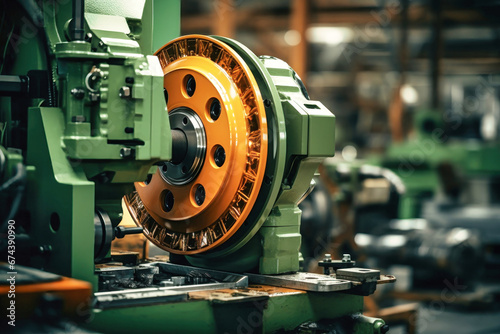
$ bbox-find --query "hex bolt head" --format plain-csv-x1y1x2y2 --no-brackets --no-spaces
119,86,131,99
214,145,225,167
195,184,205,206
210,99,221,121
324,254,332,262
71,115,86,123
88,92,100,102
172,276,185,286
342,254,351,262
71,88,85,100
120,147,134,159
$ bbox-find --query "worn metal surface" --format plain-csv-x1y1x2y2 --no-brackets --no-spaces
336,268,381,282
246,272,352,292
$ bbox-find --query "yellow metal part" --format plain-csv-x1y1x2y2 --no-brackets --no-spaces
125,35,268,254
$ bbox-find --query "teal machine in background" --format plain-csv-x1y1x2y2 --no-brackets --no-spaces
376,110,500,219
0,1,391,332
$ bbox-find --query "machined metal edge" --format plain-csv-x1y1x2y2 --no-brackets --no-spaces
246,272,352,292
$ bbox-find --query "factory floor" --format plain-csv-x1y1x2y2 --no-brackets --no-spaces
378,266,500,334
388,305,500,334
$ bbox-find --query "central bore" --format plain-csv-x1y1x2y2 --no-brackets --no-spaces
161,107,206,186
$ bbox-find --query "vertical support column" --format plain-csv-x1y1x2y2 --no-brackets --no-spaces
259,205,302,274
212,0,236,38
389,0,409,142
290,0,309,84
27,107,96,287
430,0,443,110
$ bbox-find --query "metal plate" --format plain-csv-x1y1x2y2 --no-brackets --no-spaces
246,272,352,292
336,268,380,282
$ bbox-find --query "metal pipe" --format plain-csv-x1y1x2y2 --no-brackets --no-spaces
430,0,443,110
72,0,85,41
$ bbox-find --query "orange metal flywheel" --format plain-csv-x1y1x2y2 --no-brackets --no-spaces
124,35,268,254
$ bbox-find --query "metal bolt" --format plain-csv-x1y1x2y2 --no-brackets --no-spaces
163,190,174,212
71,115,86,123
185,75,196,97
342,254,351,262
172,276,185,286
85,33,92,42
71,88,85,100
98,41,104,48
210,99,221,121
119,86,131,99
36,245,52,256
159,280,174,287
214,145,225,167
264,99,272,108
195,184,205,206
88,92,100,102
324,254,332,262
120,147,134,159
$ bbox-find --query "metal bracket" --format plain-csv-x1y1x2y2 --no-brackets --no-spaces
246,272,352,292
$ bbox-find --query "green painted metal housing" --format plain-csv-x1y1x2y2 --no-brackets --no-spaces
7,0,180,284
185,38,336,275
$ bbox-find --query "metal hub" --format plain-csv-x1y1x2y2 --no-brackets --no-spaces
161,108,206,186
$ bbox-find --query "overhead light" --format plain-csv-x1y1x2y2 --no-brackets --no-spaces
284,30,301,46
400,84,418,105
306,27,353,45
342,145,357,161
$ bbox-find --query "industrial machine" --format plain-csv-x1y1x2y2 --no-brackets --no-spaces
0,0,392,332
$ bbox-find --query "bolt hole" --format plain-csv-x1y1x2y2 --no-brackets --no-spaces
209,98,221,121
181,166,188,174
144,173,153,185
194,184,205,206
50,212,60,232
213,145,226,167
185,75,196,97
163,190,174,212
182,117,188,125
162,164,168,172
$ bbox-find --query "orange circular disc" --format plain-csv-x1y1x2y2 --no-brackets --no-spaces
124,35,268,255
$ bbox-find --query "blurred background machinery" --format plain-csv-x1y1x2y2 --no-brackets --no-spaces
0,0,397,333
